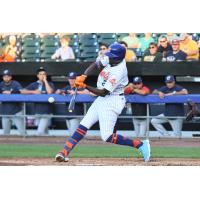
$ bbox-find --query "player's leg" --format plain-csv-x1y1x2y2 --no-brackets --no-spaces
99,110,143,149
98,97,150,162
37,117,49,135
151,114,170,136
139,119,148,137
55,101,99,162
2,117,11,135
66,118,81,135
168,118,183,137
133,118,140,137
13,111,26,135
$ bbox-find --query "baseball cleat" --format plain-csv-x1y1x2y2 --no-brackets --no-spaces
55,152,69,162
138,140,151,162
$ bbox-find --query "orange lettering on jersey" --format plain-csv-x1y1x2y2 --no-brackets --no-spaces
100,70,109,80
109,77,117,86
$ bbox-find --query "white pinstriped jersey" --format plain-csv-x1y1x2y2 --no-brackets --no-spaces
96,57,129,95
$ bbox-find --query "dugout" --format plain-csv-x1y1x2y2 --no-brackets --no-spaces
0,61,200,131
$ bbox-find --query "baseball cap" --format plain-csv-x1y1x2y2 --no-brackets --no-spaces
133,76,143,83
36,67,46,74
179,33,188,41
2,69,12,76
172,39,180,45
67,72,77,79
165,75,175,83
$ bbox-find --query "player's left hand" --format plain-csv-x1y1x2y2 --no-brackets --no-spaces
75,80,86,88
75,75,87,88
76,75,87,83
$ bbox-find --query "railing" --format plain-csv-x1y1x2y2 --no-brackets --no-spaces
0,94,199,137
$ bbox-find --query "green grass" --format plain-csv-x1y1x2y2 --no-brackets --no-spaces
0,144,200,158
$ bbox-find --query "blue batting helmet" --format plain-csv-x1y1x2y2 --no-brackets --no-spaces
105,43,126,63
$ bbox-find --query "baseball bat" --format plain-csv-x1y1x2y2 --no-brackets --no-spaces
68,87,78,112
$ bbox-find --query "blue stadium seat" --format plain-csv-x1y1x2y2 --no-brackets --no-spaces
97,33,117,39
22,46,40,54
79,46,99,53
79,33,97,41
116,33,129,41
80,51,98,57
79,39,98,47
72,47,81,58
98,38,117,45
131,48,142,57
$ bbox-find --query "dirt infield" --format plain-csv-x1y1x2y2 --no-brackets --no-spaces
0,136,200,166
0,158,200,166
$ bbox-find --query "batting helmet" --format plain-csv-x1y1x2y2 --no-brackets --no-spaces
105,43,126,63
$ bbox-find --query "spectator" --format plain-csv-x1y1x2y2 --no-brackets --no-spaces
142,42,162,62
98,43,109,57
140,33,154,53
124,76,150,137
0,69,26,135
164,39,187,61
122,33,140,48
158,35,172,57
51,35,75,61
179,33,199,61
2,35,20,62
151,75,188,137
119,41,136,61
56,72,93,134
166,33,178,44
21,67,55,135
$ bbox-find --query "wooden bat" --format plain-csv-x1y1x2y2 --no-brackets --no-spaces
68,87,78,112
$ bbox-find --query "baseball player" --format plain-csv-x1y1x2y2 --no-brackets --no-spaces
0,69,26,135
55,43,150,162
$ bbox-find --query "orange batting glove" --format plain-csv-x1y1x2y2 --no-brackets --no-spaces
75,81,86,88
76,74,87,82
75,75,87,88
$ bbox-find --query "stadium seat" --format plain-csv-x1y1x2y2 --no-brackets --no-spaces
131,48,142,57
79,33,97,40
97,33,117,39
41,35,60,47
79,39,98,47
79,46,99,53
80,52,97,57
41,46,58,53
69,37,79,47
152,33,158,42
98,38,117,45
72,47,81,58
21,51,40,62
41,39,59,47
22,34,40,44
117,33,129,41
22,46,40,54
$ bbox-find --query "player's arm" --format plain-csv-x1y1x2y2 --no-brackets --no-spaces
85,86,109,97
83,61,105,76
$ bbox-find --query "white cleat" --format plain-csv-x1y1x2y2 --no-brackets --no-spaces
55,152,69,162
138,140,151,162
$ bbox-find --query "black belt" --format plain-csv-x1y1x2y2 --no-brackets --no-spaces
109,93,124,96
